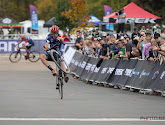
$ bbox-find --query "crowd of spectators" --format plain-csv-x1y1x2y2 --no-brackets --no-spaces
75,25,165,65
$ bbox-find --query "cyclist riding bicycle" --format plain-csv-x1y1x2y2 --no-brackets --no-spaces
40,25,69,83
15,35,34,59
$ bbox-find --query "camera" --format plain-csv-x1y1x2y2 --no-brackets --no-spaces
115,9,123,15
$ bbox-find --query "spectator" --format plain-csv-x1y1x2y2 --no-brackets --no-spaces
8,25,15,39
121,36,133,59
143,37,151,60
110,35,116,44
83,31,88,40
148,39,159,62
131,28,140,41
120,29,129,39
94,29,100,38
94,41,102,57
111,40,121,56
75,31,84,51
91,26,96,37
84,40,95,56
116,8,127,37
137,31,146,59
152,38,165,65
131,39,142,59
139,25,146,33
62,31,70,42
98,38,108,59
0,26,4,39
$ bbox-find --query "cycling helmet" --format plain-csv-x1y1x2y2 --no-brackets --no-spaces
51,25,59,33
21,35,25,40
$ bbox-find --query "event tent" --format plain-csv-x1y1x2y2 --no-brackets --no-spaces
43,17,55,27
0,16,22,28
103,2,162,24
88,14,103,26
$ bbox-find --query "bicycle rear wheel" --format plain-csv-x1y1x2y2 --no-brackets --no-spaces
9,51,22,63
50,50,70,74
28,50,40,62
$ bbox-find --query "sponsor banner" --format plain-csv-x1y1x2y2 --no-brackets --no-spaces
104,5,114,31
96,59,119,83
117,59,138,86
144,62,165,91
0,40,74,54
107,59,138,86
79,57,99,81
69,51,165,92
104,18,161,24
125,60,154,89
69,52,85,74
63,47,76,65
30,5,39,34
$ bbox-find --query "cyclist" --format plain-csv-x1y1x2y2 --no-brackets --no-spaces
15,35,34,59
40,25,69,83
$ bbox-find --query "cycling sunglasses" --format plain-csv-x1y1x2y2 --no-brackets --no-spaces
52,32,59,35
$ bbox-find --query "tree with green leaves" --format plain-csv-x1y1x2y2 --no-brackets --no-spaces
34,0,57,21
54,0,74,32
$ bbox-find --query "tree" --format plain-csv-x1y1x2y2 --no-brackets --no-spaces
62,0,92,32
0,0,35,21
54,0,74,32
34,0,57,21
86,0,128,21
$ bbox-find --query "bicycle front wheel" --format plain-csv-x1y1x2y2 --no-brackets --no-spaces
50,50,70,74
28,51,40,62
9,51,22,63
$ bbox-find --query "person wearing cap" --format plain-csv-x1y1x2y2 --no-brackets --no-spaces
131,28,140,41
120,29,129,39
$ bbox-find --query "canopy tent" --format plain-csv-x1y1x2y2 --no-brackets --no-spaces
0,16,22,28
88,14,103,26
103,2,162,24
43,17,55,27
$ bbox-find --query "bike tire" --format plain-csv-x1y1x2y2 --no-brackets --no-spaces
28,50,40,62
9,51,22,63
50,50,70,74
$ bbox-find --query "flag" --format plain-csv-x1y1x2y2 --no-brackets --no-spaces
104,5,112,16
104,5,114,31
29,5,38,34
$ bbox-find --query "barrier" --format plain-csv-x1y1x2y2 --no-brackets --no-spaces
68,49,165,93
0,40,75,54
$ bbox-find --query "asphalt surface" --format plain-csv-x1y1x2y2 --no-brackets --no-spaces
0,59,165,125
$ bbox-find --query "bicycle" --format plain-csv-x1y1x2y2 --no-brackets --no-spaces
45,41,70,99
9,47,40,63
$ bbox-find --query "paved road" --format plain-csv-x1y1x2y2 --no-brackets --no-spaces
0,60,165,125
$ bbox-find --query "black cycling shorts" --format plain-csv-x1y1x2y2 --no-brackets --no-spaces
26,43,34,50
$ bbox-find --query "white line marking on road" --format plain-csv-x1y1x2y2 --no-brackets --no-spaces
0,118,164,121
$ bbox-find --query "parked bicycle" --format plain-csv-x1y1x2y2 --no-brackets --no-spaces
45,42,70,99
9,47,40,63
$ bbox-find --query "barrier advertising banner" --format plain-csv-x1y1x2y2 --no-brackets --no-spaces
69,50,165,92
0,40,75,54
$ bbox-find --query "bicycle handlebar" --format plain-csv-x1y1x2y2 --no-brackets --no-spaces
44,40,65,52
